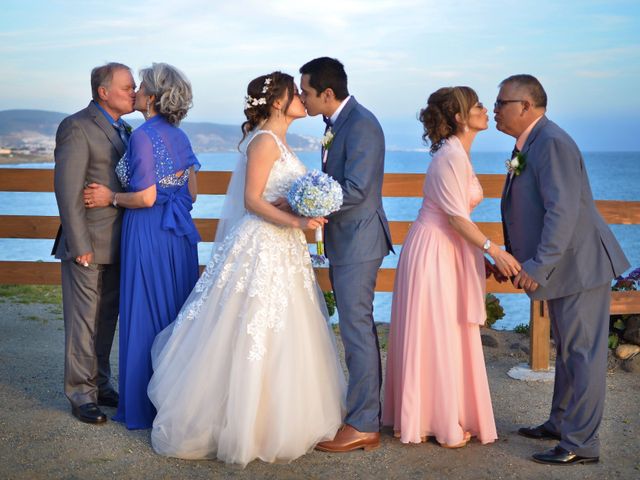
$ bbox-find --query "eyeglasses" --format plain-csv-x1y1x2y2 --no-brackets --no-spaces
494,99,524,109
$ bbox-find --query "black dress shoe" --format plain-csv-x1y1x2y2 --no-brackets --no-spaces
97,390,119,408
532,446,599,465
72,403,107,424
518,424,561,440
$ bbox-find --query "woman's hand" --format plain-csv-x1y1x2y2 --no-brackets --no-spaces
298,216,328,230
488,245,521,278
83,183,114,208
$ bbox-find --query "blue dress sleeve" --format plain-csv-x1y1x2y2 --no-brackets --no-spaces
127,129,157,192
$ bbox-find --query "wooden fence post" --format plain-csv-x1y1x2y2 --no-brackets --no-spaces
529,300,550,371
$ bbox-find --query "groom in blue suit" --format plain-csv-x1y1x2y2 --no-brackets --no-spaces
496,74,629,465
299,57,393,452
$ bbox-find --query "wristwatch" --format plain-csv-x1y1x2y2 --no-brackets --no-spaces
111,193,119,208
482,238,491,252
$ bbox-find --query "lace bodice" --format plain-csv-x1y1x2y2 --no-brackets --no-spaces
171,130,321,361
250,130,307,202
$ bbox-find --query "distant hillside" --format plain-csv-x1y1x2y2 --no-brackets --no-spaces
0,109,320,155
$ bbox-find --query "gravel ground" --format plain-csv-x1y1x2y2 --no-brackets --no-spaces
1,300,639,479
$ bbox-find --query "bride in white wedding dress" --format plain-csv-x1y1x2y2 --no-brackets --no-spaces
147,72,346,466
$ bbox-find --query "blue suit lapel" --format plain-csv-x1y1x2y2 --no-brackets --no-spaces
521,115,547,156
323,97,357,172
503,115,548,202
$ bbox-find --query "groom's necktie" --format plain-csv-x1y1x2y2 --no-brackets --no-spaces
322,115,333,133
321,116,333,171
113,122,130,148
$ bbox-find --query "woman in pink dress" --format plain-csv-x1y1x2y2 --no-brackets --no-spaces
383,86,521,448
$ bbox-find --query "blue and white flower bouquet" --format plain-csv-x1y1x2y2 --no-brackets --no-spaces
287,170,343,259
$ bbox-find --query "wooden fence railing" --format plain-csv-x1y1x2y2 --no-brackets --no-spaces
2,168,639,371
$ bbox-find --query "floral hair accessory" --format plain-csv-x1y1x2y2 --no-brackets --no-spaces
261,77,272,94
244,77,273,109
506,151,527,176
244,95,267,109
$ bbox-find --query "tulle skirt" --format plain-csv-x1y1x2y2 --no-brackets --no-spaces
147,215,346,466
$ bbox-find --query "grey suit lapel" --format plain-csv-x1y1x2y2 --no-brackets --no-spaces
87,102,126,158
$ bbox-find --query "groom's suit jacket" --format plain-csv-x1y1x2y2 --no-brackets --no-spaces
323,97,393,266
53,101,125,264
501,115,629,300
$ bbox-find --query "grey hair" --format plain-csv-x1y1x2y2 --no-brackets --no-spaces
91,62,131,101
140,63,193,125
499,74,548,109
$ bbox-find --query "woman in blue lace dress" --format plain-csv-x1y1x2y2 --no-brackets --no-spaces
83,63,200,429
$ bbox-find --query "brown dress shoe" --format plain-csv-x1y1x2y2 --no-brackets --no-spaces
315,424,380,453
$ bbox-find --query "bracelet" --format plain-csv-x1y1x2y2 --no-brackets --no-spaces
482,238,491,252
112,193,119,208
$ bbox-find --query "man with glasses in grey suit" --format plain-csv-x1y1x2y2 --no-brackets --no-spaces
495,74,629,465
53,62,135,424
299,57,393,452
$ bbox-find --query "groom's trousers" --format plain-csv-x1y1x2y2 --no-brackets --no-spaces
543,282,610,458
329,257,384,433
61,259,119,407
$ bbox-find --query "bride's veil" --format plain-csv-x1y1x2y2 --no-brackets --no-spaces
213,129,266,247
214,151,247,245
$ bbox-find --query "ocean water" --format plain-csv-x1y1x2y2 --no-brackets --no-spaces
1,150,638,330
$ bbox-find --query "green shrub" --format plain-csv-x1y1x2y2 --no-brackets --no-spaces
485,293,505,329
609,266,640,349
514,323,530,335
323,291,336,317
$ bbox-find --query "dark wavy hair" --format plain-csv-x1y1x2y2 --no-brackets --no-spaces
299,57,349,100
239,71,295,147
419,86,478,153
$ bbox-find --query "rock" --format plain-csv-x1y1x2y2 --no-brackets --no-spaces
621,354,640,373
509,342,521,350
608,350,622,372
481,333,499,348
622,315,640,346
615,343,640,360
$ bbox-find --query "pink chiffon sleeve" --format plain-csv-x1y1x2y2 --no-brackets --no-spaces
427,145,472,219
428,141,486,325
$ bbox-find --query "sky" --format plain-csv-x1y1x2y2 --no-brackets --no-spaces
1,0,639,151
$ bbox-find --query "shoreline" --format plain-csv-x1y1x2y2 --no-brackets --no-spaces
0,154,52,164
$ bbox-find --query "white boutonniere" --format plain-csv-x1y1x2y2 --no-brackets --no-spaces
505,152,527,176
321,129,334,150
321,129,334,164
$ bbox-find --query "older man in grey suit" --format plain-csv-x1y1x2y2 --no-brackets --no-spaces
496,74,629,465
299,57,393,452
53,62,135,423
